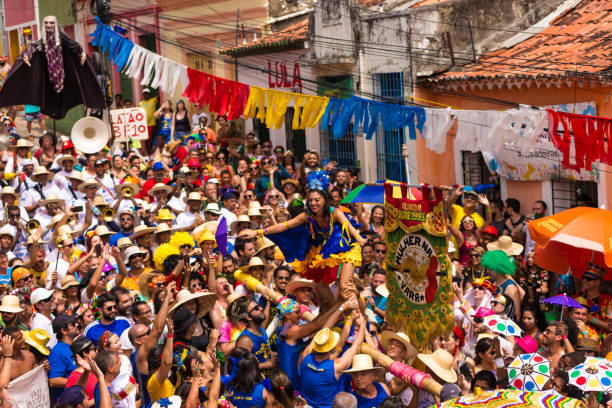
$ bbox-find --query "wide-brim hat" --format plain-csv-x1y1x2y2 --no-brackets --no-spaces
124,246,148,263
95,225,114,237
58,154,77,166
172,307,198,333
0,186,19,201
183,192,204,203
417,349,458,383
131,225,156,240
230,214,257,234
92,195,107,207
313,328,340,353
204,202,221,215
32,166,51,179
153,223,175,236
576,336,600,352
60,275,80,290
239,256,273,274
12,139,33,149
247,207,262,217
67,171,84,183
40,194,65,207
248,200,262,210
487,236,524,256
117,237,133,250
197,228,216,245
380,331,417,360
115,182,141,196
254,237,275,255
148,183,173,197
77,178,101,193
169,289,217,318
286,278,317,296
342,354,386,375
22,329,50,356
0,295,23,313
282,178,299,188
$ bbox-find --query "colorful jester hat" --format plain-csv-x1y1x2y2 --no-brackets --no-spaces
306,170,330,192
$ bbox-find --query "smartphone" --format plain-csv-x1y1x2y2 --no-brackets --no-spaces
95,244,102,257
72,206,83,213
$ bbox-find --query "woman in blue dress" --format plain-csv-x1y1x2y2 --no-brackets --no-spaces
240,171,366,301
227,351,272,408
153,100,173,146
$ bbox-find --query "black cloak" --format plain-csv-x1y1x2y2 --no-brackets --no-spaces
0,33,105,119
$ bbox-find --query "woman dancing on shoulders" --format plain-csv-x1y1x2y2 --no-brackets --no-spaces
240,171,366,301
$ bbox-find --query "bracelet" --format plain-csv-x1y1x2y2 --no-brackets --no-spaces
167,334,174,339
582,330,588,336
2,355,12,358
338,306,344,313
264,227,268,235
486,208,492,213
593,317,598,324
283,221,288,230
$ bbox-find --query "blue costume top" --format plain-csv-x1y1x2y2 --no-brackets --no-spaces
276,324,305,391
237,328,272,364
299,353,347,408
158,113,172,144
267,207,362,284
351,382,389,408
229,382,266,408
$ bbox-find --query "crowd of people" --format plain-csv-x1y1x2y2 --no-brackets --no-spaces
0,97,608,408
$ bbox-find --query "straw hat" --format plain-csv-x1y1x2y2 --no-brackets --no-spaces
92,195,107,207
32,166,51,179
13,139,33,149
183,192,203,203
58,154,77,166
115,182,141,197
204,202,221,215
576,336,600,353
239,257,272,274
286,278,317,296
282,178,299,188
60,275,80,290
148,183,172,196
131,225,155,240
40,194,65,207
254,237,275,255
0,295,23,313
67,172,83,183
417,349,457,383
312,328,340,353
248,200,262,210
342,354,385,375
247,207,262,217
22,329,50,356
94,225,114,237
230,214,256,234
487,236,524,256
169,289,217,318
117,237,133,250
154,223,174,236
380,331,417,360
77,178,101,193
0,186,19,201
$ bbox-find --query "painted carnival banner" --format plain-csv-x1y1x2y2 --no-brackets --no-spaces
483,102,599,182
384,184,453,350
110,107,148,142
7,365,50,408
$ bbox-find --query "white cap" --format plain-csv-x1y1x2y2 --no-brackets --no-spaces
207,178,219,185
30,288,54,304
22,158,34,166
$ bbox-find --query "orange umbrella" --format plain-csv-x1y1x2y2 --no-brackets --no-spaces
528,207,612,279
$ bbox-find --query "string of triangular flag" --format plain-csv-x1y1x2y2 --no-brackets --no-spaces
90,19,612,177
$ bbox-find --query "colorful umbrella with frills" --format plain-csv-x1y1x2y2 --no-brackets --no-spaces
568,356,612,391
483,314,523,337
340,181,422,204
434,389,585,408
507,353,551,391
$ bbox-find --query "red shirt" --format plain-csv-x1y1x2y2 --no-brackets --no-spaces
66,369,98,400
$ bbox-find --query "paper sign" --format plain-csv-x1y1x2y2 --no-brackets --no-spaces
110,107,148,141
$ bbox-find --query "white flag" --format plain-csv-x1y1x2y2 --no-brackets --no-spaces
7,365,50,408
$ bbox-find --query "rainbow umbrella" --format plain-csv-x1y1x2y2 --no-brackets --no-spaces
435,389,584,408
569,356,612,391
340,181,422,205
508,353,551,391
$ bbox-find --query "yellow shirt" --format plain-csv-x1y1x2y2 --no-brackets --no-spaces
449,204,484,259
147,372,175,402
29,267,47,288
138,96,158,126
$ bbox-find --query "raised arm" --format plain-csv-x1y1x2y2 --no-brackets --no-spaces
240,211,308,240
154,319,175,384
0,336,14,388
333,207,366,247
334,314,366,377
85,245,109,300
288,299,357,342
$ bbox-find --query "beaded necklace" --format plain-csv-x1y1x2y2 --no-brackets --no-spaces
309,212,334,240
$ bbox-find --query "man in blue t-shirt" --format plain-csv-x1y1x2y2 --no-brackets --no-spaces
48,313,79,404
83,293,131,346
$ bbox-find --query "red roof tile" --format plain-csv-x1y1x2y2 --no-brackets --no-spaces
424,0,612,85
221,18,308,56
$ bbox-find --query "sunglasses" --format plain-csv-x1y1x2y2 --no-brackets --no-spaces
245,194,254,199
104,305,117,311
249,167,258,171
248,304,262,313
137,329,151,338
470,254,481,258
473,286,484,291
473,317,484,323
19,275,33,283
269,195,280,199
375,249,386,254
275,150,283,154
